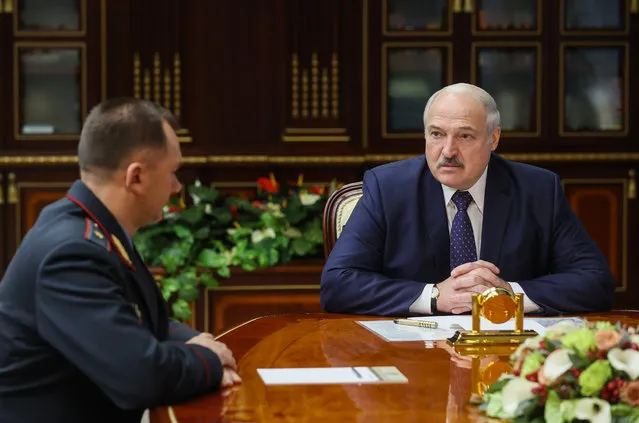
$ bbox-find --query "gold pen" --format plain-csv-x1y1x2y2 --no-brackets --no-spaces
393,318,438,329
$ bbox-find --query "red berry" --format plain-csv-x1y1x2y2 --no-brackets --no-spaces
608,382,616,390
614,389,620,397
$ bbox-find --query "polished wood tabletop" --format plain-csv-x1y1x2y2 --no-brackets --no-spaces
150,311,639,423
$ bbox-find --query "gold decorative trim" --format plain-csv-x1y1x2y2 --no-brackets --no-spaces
311,53,319,118
173,53,181,121
163,68,172,110
101,0,107,101
0,174,4,205
14,0,86,36
291,54,300,118
381,42,454,139
633,0,639,13
470,41,542,137
14,42,87,141
331,53,339,118
628,169,636,199
285,127,346,134
362,0,368,148
472,0,542,36
3,153,639,167
143,68,151,100
0,0,4,13
8,173,18,204
561,178,628,293
559,42,630,137
321,68,329,117
383,0,454,36
464,0,474,13
153,53,161,104
281,135,350,142
4,0,11,13
133,53,141,99
301,69,309,118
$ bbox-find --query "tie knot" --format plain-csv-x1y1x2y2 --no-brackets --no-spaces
452,190,474,211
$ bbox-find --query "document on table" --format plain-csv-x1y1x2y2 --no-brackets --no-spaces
257,366,408,385
357,315,552,342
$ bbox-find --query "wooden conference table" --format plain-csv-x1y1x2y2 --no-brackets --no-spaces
150,311,639,422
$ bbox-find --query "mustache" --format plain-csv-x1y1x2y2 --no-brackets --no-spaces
437,158,464,168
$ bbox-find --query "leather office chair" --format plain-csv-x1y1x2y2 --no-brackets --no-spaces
322,181,363,259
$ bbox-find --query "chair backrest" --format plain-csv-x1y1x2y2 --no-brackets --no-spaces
322,181,363,258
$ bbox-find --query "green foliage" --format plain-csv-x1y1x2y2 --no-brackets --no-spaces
134,176,338,321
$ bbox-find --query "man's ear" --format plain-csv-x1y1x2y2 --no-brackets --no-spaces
490,127,501,151
124,162,146,195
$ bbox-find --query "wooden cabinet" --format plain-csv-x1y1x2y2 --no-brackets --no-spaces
1,0,639,311
0,0,105,154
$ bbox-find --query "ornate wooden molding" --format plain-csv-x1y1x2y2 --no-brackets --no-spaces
2,153,639,167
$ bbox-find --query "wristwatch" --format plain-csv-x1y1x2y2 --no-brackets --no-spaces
430,285,440,314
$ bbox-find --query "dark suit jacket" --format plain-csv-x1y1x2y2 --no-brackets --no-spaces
320,154,615,316
0,181,223,423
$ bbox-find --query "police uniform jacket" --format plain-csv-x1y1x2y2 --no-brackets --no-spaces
0,180,224,423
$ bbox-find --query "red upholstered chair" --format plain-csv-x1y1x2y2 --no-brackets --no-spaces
322,181,363,259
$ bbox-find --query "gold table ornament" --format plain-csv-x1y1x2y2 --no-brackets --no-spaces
448,287,538,347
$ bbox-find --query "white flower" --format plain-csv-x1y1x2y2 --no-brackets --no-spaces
574,398,611,423
607,348,639,380
501,378,538,417
630,334,639,345
542,349,573,383
204,204,213,214
251,228,276,244
545,320,581,339
512,335,543,360
299,192,321,206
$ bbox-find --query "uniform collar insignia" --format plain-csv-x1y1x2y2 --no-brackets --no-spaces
111,235,133,266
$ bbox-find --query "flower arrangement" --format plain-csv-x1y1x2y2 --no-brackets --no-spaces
133,173,341,320
478,320,639,423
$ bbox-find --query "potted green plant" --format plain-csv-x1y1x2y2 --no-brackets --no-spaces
133,173,339,320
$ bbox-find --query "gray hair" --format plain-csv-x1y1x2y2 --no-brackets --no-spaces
422,83,501,137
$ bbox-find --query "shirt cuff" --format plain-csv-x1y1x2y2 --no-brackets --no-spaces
508,282,541,313
409,284,434,314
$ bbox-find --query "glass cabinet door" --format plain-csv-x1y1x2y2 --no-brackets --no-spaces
561,43,628,136
472,43,540,136
472,0,540,35
561,0,629,35
383,0,452,35
15,43,85,139
382,43,452,138
14,0,85,35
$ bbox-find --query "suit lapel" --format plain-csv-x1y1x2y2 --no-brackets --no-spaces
421,169,451,276
480,159,512,264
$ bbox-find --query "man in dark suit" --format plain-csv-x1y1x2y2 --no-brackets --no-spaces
0,98,241,423
320,83,615,317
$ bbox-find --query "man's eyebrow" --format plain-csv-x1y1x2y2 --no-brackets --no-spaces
457,126,476,132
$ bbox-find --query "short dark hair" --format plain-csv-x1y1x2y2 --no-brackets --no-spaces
78,97,179,173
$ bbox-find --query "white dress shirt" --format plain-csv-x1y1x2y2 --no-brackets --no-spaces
409,166,541,314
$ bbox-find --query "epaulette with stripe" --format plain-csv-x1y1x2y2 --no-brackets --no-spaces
84,218,111,251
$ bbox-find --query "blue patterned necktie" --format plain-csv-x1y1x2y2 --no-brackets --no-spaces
450,190,477,270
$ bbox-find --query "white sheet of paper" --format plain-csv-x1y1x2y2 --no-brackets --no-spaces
357,316,548,342
257,366,408,385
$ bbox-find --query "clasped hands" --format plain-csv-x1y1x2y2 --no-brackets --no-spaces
186,333,242,389
436,260,512,315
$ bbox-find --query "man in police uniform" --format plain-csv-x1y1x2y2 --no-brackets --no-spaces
0,98,241,423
